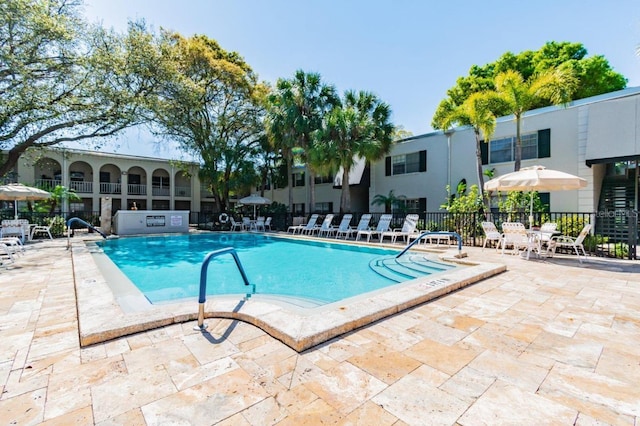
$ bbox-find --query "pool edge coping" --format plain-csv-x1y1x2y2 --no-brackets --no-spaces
72,234,507,352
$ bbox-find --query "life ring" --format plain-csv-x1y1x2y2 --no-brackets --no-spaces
219,235,229,244
218,213,229,224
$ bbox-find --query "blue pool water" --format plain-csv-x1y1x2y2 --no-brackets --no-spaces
97,233,456,305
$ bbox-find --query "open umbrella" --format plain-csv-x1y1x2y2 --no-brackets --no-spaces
238,194,271,219
484,165,587,227
0,183,51,219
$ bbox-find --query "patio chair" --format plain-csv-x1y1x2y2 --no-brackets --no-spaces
380,214,419,244
229,217,243,231
481,221,503,251
0,237,25,256
501,222,538,259
335,214,371,239
264,217,272,231
356,214,392,243
254,216,266,232
1,220,27,244
287,214,319,234
322,214,352,238
311,214,335,236
547,223,591,262
30,224,53,240
242,217,252,231
538,222,558,251
0,242,15,265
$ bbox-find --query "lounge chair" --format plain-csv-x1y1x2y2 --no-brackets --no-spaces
335,214,371,239
356,214,392,243
287,214,319,235
501,222,538,259
321,214,352,238
1,219,27,243
0,242,16,265
481,221,502,251
0,237,25,256
380,214,419,244
30,224,53,240
311,214,335,236
548,223,591,262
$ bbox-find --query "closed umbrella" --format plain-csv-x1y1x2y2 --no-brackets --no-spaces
238,194,271,219
484,165,587,227
0,183,51,219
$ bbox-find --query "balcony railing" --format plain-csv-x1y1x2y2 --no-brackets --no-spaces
100,182,121,194
35,179,62,190
128,184,146,195
175,186,191,197
69,181,93,193
152,187,170,196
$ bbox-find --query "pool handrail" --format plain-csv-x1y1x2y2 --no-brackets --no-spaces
396,231,463,258
195,247,252,331
66,217,107,249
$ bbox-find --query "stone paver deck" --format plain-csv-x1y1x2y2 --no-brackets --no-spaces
1,236,639,425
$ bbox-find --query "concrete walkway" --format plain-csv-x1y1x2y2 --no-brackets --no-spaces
1,237,639,425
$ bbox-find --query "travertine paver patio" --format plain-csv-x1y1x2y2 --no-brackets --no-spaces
1,236,639,425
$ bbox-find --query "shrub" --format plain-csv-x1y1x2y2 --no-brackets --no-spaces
45,215,66,237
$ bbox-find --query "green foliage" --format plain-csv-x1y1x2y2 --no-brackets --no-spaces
371,190,406,213
34,185,80,214
555,215,587,236
45,215,66,237
496,191,545,221
1,1,165,176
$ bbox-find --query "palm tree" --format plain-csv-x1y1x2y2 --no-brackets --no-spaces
317,90,394,212
434,92,497,210
491,68,577,171
371,190,406,214
266,70,338,213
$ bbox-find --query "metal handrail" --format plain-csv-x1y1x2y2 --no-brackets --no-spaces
66,217,107,249
194,247,253,331
396,231,463,258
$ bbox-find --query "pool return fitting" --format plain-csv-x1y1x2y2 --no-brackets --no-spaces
194,247,254,331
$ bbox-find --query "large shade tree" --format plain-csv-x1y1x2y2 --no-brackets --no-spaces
0,0,164,176
151,32,267,211
317,90,394,213
265,70,338,213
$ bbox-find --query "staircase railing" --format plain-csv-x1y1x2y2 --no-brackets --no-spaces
396,231,463,258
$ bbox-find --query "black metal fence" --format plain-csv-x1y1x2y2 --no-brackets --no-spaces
6,208,637,260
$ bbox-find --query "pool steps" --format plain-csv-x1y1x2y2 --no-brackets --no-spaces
369,254,456,283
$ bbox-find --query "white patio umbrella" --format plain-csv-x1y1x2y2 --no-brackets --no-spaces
484,165,587,227
238,194,271,219
0,183,51,219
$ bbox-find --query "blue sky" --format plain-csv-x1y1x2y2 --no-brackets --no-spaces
81,0,640,159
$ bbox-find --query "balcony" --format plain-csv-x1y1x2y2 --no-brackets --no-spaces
35,179,62,190
100,182,122,194
69,181,93,193
128,184,146,196
152,187,170,196
175,186,191,197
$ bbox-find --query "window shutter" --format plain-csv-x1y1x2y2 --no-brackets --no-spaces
419,150,427,172
480,140,488,165
385,157,391,176
538,129,551,158
418,197,427,213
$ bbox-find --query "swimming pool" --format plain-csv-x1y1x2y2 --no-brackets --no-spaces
97,233,457,305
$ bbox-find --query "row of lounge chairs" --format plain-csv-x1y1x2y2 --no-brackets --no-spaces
287,213,422,244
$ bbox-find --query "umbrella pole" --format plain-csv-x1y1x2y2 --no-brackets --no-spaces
529,191,534,230
14,201,18,220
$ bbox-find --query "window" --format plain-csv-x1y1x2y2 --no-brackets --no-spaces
293,203,305,215
314,175,333,184
152,176,170,188
315,202,333,213
397,198,426,214
385,150,426,176
483,129,550,165
292,172,305,187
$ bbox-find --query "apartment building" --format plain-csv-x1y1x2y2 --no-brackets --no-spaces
267,87,640,218
5,148,212,214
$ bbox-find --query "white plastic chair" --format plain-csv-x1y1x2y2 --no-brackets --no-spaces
501,222,538,259
548,224,591,262
356,214,392,243
264,217,272,231
229,217,243,231
336,214,371,239
312,214,335,236
322,214,351,238
288,214,319,234
481,221,502,251
380,214,419,244
31,224,53,240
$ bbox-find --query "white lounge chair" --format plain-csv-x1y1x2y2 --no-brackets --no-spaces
481,221,502,251
0,237,25,256
288,214,319,235
311,214,334,236
1,219,27,243
548,223,591,262
0,242,16,265
335,214,371,239
321,214,351,238
356,214,392,243
30,224,53,240
380,214,419,244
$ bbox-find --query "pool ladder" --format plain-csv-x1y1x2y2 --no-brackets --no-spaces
396,231,463,258
194,247,254,331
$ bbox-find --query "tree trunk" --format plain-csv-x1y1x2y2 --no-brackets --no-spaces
340,168,351,213
286,155,294,213
514,113,522,171
475,132,489,212
308,169,316,214
0,144,28,178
